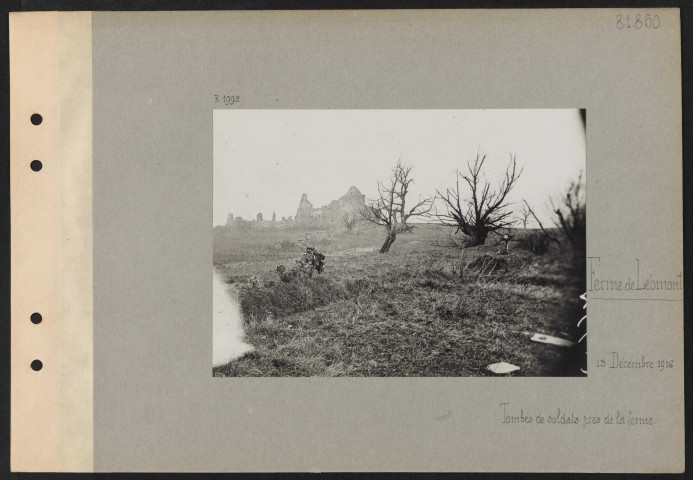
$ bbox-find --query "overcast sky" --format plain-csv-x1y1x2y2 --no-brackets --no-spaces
213,109,585,226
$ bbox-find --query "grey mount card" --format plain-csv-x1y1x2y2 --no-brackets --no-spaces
9,9,683,473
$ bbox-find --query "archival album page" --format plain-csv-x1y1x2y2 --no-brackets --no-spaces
9,9,683,472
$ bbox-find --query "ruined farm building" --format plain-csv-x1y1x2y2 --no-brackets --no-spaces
295,186,365,225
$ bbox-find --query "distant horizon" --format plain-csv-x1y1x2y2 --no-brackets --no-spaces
214,109,586,227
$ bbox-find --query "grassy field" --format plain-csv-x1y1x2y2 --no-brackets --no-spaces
212,223,586,377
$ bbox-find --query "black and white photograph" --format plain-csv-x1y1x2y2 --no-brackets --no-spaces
213,109,586,377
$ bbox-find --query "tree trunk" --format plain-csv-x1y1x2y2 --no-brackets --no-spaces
468,228,488,247
379,231,397,253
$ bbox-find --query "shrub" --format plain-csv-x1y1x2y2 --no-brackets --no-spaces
238,276,345,321
515,231,551,255
551,173,586,256
276,247,325,283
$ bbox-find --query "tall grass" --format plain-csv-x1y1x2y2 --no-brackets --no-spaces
239,276,348,321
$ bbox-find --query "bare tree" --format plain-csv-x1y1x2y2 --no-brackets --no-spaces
520,199,559,254
360,160,433,253
522,199,557,241
436,153,523,247
343,213,359,232
431,226,466,249
551,171,586,254
519,202,532,229
393,161,420,233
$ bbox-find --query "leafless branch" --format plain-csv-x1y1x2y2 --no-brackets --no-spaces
550,171,586,252
361,159,434,252
435,152,523,246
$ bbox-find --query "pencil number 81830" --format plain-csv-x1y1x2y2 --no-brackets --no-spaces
617,14,660,30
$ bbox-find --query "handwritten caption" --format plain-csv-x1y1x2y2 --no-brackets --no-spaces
616,14,661,30
594,352,674,371
500,403,654,430
588,258,682,293
214,94,240,106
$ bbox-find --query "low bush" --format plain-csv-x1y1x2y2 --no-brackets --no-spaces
238,275,346,321
515,231,551,255
276,247,326,282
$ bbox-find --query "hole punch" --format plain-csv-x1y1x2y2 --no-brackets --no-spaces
30,113,43,125
30,312,42,324
31,360,43,371
30,160,42,172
